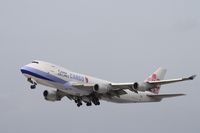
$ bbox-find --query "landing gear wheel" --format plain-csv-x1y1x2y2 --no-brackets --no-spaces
96,101,100,106
86,102,92,106
93,101,100,106
92,97,100,106
76,98,83,107
75,100,78,103
77,102,82,107
30,85,36,89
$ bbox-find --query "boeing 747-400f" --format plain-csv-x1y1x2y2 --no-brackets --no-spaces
20,60,196,107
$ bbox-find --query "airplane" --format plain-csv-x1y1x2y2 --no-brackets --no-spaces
20,60,196,107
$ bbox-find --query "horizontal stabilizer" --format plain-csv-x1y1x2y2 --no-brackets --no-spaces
147,94,185,99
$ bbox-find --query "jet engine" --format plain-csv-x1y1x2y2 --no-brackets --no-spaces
132,82,153,92
93,84,110,93
43,90,62,101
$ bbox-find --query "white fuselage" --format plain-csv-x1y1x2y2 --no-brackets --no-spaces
21,61,160,103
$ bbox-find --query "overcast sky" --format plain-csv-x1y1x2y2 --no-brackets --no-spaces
0,0,199,133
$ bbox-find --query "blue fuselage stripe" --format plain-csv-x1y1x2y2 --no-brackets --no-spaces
21,66,66,84
21,69,54,82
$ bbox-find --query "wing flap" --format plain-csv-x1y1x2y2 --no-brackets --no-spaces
110,83,139,93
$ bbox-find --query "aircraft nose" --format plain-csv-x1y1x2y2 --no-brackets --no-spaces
20,66,27,74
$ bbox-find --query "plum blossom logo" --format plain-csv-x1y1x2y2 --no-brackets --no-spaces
148,74,160,94
148,74,158,81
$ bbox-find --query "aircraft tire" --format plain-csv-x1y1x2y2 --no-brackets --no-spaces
30,85,36,89
86,102,92,106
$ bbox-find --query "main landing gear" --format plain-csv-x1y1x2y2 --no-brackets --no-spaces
86,102,92,106
74,94,100,107
75,99,83,107
92,97,100,106
90,93,100,106
27,78,37,89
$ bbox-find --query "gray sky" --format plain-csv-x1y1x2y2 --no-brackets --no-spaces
0,0,199,133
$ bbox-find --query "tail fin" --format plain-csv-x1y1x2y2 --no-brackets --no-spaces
146,68,167,94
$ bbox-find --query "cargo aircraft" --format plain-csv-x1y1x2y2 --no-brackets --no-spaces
20,60,196,107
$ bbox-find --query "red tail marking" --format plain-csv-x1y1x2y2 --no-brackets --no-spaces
148,74,160,94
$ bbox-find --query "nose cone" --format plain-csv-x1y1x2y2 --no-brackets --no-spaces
20,66,27,74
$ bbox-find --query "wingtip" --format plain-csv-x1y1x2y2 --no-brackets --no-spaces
189,75,197,80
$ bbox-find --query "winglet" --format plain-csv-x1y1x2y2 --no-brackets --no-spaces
188,75,197,80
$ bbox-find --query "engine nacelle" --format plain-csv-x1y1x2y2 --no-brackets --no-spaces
93,84,110,93
43,90,61,102
132,82,152,92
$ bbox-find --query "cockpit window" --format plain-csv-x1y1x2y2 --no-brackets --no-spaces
32,61,39,64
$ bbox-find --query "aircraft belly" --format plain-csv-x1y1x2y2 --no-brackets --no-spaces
61,87,91,96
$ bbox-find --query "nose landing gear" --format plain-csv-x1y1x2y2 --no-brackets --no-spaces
30,84,36,89
27,78,37,89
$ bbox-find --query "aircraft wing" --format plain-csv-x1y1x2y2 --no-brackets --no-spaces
110,83,138,93
110,75,196,93
147,75,196,85
68,75,196,95
147,94,185,100
70,82,128,96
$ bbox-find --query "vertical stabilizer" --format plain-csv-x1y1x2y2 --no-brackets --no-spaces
146,68,167,94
